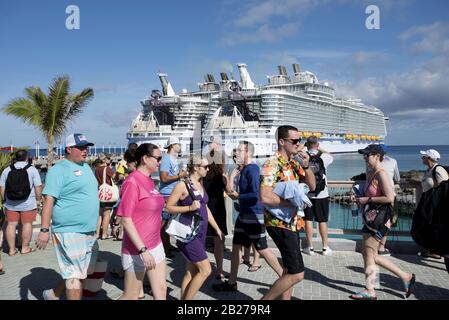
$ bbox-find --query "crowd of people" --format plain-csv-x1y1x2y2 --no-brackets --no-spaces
0,127,448,300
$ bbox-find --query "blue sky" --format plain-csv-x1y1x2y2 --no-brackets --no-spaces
1,0,449,147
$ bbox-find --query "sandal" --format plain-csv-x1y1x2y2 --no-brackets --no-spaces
0,269,5,275
350,290,377,300
404,274,416,299
8,249,19,256
248,265,262,272
21,248,37,255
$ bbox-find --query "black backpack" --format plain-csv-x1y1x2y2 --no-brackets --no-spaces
411,180,449,255
432,164,449,181
5,164,32,201
308,153,326,194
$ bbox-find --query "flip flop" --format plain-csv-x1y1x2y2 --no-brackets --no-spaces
21,248,37,255
350,290,377,300
248,265,262,272
0,269,5,275
8,249,19,256
404,274,416,299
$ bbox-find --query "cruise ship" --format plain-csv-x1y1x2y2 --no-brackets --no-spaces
127,63,387,156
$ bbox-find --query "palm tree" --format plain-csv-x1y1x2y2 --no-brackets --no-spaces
2,75,94,167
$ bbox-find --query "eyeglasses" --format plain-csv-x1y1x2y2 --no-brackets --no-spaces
284,138,302,145
149,155,162,162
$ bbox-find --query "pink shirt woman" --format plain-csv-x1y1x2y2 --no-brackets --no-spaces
118,170,164,255
116,143,167,300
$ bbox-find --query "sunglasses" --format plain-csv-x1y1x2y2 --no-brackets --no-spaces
363,153,377,158
199,165,209,170
284,138,302,145
149,155,162,162
71,145,89,151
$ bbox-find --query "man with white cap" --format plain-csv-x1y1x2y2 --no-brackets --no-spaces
36,133,99,300
159,136,186,257
418,148,449,259
420,149,449,193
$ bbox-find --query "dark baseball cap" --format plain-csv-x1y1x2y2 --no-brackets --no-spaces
358,144,384,155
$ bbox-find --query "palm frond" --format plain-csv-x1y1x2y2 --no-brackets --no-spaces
2,97,41,126
65,88,94,122
25,86,47,110
44,75,70,138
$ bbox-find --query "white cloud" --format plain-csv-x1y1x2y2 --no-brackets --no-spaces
220,23,299,46
400,21,449,54
233,0,323,28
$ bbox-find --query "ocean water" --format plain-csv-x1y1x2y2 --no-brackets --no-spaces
9,145,449,180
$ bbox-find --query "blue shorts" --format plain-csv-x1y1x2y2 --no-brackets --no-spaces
52,232,98,280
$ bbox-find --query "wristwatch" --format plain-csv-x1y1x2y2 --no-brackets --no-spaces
40,228,50,233
138,246,148,254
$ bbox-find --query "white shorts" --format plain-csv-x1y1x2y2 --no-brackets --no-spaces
121,242,165,273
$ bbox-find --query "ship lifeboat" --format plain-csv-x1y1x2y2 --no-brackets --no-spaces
345,134,353,140
361,135,367,140
353,134,360,140
313,132,322,138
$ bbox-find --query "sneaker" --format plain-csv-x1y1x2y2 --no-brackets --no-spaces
303,247,315,256
212,281,238,292
322,247,333,256
378,248,391,256
43,289,59,300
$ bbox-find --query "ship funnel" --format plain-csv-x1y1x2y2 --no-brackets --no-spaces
204,73,215,83
157,73,175,96
220,72,229,81
237,63,255,89
278,65,288,76
292,63,301,75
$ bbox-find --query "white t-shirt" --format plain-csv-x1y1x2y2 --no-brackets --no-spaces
380,156,400,184
308,153,333,199
421,164,449,192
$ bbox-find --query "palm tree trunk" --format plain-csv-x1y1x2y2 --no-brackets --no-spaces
47,139,54,168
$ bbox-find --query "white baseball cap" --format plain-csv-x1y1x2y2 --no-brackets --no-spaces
165,136,180,148
420,149,440,161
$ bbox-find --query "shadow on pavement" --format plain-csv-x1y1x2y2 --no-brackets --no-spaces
19,267,62,300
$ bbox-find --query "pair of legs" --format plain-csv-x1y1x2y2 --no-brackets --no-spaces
227,243,293,299
213,235,226,278
304,198,330,250
5,209,36,255
355,234,413,298
242,245,261,269
304,221,329,249
262,227,305,300
181,259,212,300
119,261,167,300
96,207,112,239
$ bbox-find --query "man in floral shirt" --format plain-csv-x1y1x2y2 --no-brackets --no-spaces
260,125,316,300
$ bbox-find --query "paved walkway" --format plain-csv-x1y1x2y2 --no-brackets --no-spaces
1,237,448,300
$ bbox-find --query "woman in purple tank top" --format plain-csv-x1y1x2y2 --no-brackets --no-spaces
166,155,223,300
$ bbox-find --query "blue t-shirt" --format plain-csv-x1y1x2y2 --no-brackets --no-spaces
238,163,264,221
0,161,42,211
43,159,99,233
159,153,181,196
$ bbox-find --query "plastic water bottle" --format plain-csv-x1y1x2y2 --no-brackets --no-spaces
351,202,358,218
